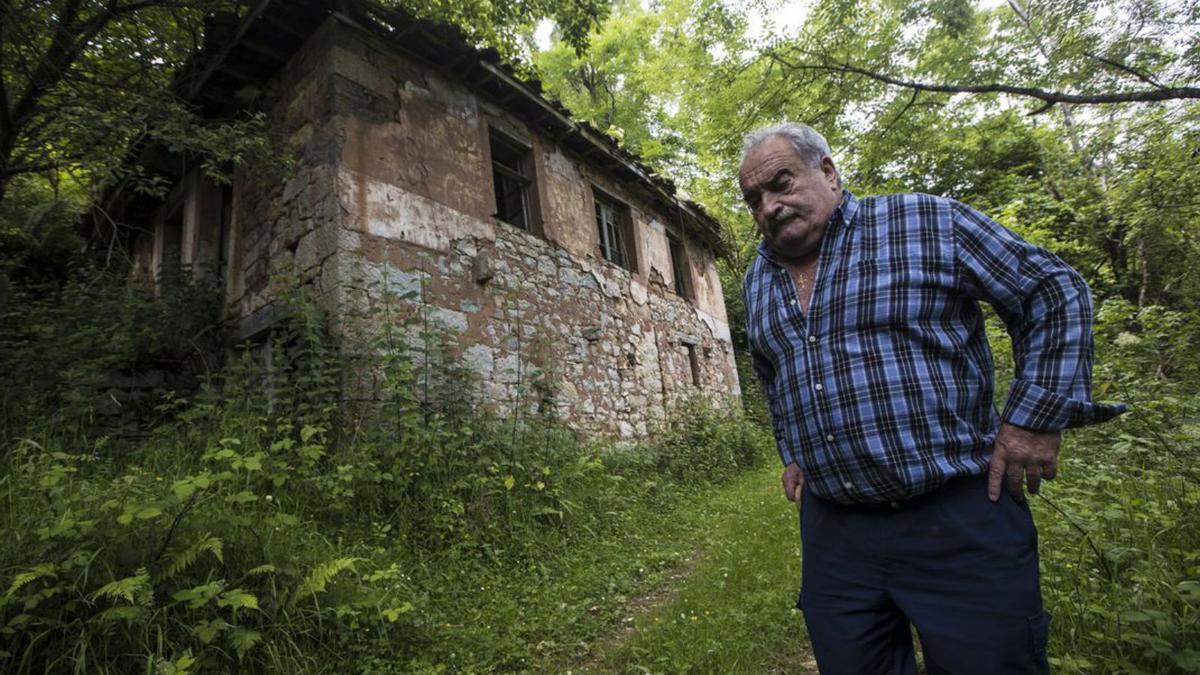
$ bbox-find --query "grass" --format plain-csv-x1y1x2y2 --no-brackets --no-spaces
3,272,1196,674
356,465,805,673
557,465,812,675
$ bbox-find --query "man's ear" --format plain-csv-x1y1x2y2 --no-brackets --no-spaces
821,155,839,189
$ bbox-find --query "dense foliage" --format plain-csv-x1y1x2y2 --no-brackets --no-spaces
0,275,771,672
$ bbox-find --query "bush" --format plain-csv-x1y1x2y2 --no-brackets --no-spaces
652,396,772,484
0,267,223,444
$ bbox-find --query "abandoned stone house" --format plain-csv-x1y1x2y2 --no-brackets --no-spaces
125,0,740,438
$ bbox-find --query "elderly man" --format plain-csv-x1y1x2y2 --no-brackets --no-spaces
740,123,1123,674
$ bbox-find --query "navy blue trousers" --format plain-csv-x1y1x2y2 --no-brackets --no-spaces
797,474,1051,675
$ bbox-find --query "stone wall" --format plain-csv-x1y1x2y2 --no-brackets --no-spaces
222,15,741,438
225,19,345,328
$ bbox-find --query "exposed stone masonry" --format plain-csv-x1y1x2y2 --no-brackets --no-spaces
153,13,740,439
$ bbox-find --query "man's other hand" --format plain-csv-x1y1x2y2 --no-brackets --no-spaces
988,422,1062,502
782,463,805,502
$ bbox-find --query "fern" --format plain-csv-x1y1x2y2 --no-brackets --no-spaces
89,568,151,605
243,564,276,577
229,627,262,660
216,588,259,611
5,563,58,598
292,557,361,605
95,606,145,624
159,534,224,582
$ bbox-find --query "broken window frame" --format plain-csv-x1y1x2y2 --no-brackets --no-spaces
489,127,535,232
667,231,693,300
594,188,636,272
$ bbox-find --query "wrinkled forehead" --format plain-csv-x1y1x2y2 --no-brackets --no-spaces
739,138,801,189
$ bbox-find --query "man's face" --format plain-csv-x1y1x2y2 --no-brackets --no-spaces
739,135,841,261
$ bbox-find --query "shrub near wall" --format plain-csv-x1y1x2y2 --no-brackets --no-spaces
0,268,223,444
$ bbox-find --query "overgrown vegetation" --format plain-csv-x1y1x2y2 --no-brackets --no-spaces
1033,299,1200,673
0,272,771,673
536,1,1200,670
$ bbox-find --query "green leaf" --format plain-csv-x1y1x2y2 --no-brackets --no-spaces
217,588,259,611
294,557,361,603
135,505,163,520
381,603,414,622
1172,650,1200,672
162,535,224,581
229,627,262,659
300,424,322,442
90,569,150,604
1121,610,1154,622
244,564,276,577
171,479,197,500
96,606,144,623
193,618,230,643
172,581,221,608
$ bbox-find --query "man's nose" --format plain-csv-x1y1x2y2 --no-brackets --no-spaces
761,192,784,220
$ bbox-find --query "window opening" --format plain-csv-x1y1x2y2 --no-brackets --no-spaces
686,343,701,386
490,129,533,230
595,189,634,271
667,233,692,299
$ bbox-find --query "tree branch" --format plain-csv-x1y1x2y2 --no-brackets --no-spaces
767,51,1200,107
1083,50,1166,89
880,88,919,136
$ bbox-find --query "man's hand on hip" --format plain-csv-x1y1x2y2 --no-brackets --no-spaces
782,463,804,502
988,422,1062,502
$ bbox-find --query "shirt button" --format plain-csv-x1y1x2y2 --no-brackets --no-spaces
808,335,817,343
825,434,835,442
814,383,823,391
790,299,797,305
843,481,854,490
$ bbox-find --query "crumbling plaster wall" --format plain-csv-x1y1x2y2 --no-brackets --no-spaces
229,15,740,437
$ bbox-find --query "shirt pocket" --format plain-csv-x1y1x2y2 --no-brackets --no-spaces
840,258,954,330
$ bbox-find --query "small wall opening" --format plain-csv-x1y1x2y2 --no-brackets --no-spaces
686,343,701,387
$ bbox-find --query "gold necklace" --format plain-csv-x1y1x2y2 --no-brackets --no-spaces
790,267,811,305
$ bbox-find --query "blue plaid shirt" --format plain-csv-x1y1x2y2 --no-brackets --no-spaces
744,191,1125,504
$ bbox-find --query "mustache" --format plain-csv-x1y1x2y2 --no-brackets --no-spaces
766,208,799,230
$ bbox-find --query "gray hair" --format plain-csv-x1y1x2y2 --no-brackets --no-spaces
741,123,838,183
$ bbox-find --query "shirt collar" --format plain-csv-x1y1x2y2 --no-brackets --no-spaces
756,189,858,265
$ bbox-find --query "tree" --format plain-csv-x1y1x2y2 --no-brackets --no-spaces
532,0,1200,340
0,0,615,284
760,0,1200,113
0,1,249,203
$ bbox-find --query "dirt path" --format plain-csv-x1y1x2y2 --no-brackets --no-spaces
559,467,820,674
571,549,707,673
